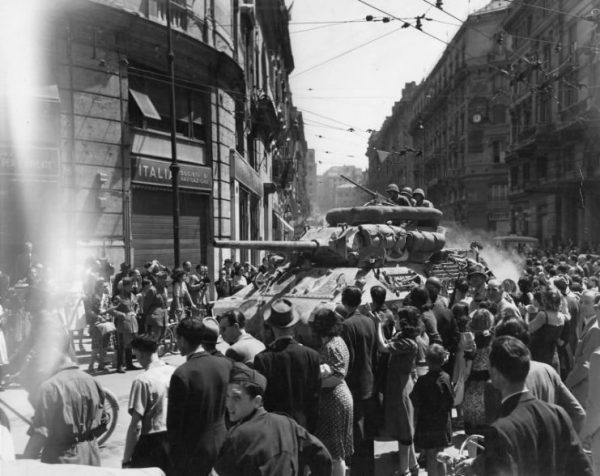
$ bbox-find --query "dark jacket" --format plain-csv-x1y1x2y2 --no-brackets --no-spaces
214,407,332,476
167,351,233,476
431,299,459,353
341,310,378,400
474,391,592,476
253,336,321,433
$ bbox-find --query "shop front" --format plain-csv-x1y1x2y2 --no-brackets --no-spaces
131,154,212,268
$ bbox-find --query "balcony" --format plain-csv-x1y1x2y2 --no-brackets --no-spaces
140,0,192,30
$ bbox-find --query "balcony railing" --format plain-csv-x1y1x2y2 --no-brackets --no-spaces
142,0,190,30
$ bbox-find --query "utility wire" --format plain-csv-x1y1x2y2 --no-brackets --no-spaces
291,25,405,77
502,0,591,20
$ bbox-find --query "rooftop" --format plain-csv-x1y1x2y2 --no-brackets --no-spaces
472,0,511,16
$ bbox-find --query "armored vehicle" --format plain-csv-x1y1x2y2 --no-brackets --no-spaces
212,203,481,344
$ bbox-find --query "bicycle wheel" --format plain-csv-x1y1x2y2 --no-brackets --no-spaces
167,325,179,354
97,388,119,446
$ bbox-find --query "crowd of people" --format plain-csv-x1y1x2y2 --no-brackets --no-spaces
3,247,600,475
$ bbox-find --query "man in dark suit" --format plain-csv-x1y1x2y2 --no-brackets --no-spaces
253,298,321,433
463,336,592,476
340,286,378,476
167,317,233,476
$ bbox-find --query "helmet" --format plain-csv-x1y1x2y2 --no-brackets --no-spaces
386,183,400,193
401,186,413,196
413,188,425,198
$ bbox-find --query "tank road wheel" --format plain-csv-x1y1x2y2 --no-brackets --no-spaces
97,388,119,446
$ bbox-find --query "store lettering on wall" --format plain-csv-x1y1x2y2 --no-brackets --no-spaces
0,148,59,177
133,157,212,190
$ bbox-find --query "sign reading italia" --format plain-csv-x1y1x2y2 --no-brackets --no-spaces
0,147,59,177
133,157,212,191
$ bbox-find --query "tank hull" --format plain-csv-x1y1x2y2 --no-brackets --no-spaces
211,264,426,346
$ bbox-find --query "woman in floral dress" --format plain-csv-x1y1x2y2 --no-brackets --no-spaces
311,308,353,476
463,308,494,436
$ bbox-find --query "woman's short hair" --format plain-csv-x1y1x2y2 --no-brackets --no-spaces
395,306,423,339
543,289,562,312
311,308,343,338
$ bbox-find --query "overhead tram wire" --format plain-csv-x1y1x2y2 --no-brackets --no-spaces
291,25,406,78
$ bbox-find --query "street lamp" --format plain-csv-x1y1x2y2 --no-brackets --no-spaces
166,0,181,267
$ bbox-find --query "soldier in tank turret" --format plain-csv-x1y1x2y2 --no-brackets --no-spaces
400,187,416,206
413,188,433,208
386,184,412,207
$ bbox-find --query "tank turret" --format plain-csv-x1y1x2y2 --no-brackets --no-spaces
211,203,484,346
215,206,446,267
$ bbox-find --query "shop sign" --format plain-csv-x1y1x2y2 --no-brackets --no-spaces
230,149,263,197
133,157,212,191
0,147,59,178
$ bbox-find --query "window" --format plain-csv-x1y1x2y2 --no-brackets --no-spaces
536,157,547,179
492,140,501,163
510,167,519,189
523,163,530,183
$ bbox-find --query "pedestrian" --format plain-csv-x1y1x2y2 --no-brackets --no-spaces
142,273,168,341
108,277,139,373
231,263,248,294
122,335,174,473
375,305,421,476
463,308,494,437
218,310,265,365
528,289,567,371
310,307,353,476
452,302,475,415
410,344,454,476
84,277,113,373
460,336,593,476
167,317,232,476
566,292,600,407
339,286,379,476
489,318,585,432
581,347,600,476
170,267,196,321
112,262,131,297
214,363,332,476
22,339,106,465
215,268,233,299
253,298,321,433
426,277,459,374
486,278,522,325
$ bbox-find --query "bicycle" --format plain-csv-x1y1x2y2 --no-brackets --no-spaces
157,321,179,358
436,434,484,476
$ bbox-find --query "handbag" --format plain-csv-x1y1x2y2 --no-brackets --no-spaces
96,321,116,336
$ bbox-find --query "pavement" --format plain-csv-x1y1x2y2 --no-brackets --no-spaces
0,337,464,474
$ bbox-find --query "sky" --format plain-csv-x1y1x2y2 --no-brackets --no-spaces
286,0,492,174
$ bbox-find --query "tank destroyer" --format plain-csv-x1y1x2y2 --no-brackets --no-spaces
212,200,486,344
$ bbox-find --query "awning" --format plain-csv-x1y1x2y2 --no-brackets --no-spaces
130,89,161,120
274,212,294,232
33,84,60,102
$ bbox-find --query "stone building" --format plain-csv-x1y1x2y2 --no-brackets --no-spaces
0,0,304,281
366,82,418,194
503,0,600,247
316,165,366,212
366,0,512,233
408,0,512,232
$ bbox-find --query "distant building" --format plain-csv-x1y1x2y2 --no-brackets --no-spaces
335,183,370,208
316,165,365,211
367,82,418,194
503,0,600,247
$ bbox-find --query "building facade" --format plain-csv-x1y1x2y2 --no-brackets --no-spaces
0,0,305,281
503,0,600,247
316,165,368,212
366,82,418,194
367,0,512,233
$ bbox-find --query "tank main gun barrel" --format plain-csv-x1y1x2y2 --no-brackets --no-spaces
339,174,395,206
213,239,320,251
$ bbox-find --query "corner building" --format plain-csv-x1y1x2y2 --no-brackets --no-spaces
0,0,302,280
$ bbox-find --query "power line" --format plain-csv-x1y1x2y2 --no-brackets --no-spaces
291,25,405,77
502,0,590,20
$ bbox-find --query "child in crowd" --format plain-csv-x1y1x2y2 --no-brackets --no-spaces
410,344,454,476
